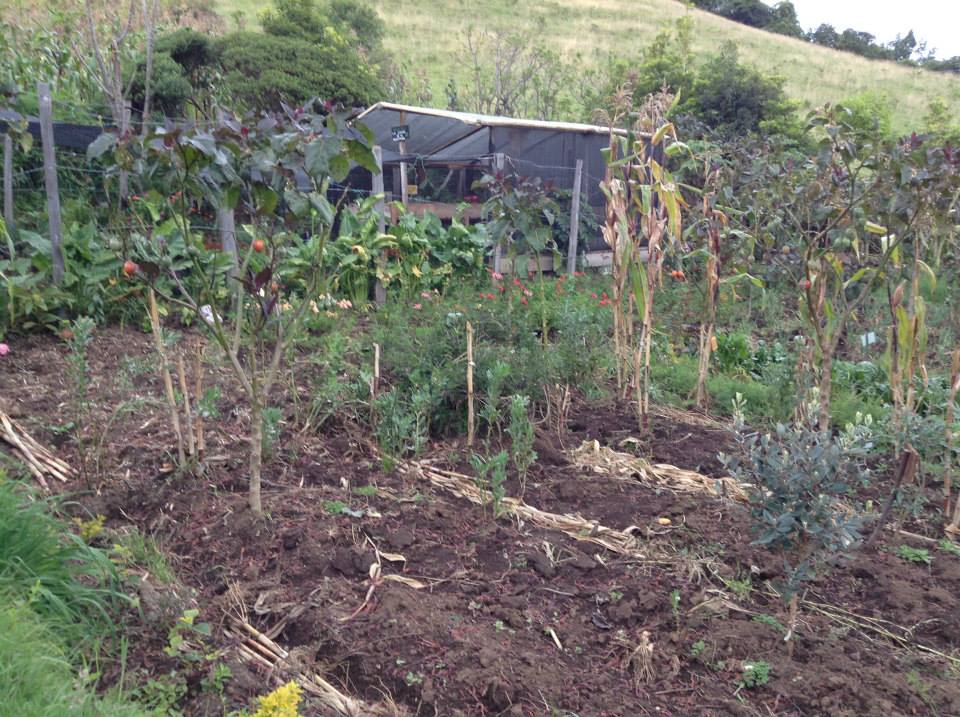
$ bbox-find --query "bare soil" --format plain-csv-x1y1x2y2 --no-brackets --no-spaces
2,326,959,717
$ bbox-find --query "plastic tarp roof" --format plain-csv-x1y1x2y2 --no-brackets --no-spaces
0,109,109,151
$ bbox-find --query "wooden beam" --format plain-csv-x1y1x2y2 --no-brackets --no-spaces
37,82,64,284
566,158,583,275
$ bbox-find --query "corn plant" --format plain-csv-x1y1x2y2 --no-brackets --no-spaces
600,90,687,431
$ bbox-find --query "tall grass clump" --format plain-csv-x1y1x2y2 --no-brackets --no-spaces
0,604,149,717
0,473,125,647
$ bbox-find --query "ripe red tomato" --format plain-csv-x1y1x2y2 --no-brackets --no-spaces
122,260,139,277
252,239,266,253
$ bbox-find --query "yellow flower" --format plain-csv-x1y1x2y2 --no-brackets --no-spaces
252,681,302,717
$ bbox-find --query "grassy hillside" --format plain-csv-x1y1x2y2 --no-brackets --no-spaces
222,0,960,133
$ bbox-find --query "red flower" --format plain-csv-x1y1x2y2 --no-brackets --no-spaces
520,297,528,305
487,293,496,300
601,292,608,299
591,293,597,299
513,278,522,286
498,285,506,293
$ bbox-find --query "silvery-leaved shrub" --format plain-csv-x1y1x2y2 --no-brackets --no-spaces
720,416,871,599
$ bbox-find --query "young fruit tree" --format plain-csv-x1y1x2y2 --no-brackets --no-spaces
90,102,378,514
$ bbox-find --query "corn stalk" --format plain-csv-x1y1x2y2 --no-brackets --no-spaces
945,349,960,534
601,112,686,432
695,184,726,410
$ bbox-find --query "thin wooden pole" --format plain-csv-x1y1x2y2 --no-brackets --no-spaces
492,153,505,274
218,206,238,277
398,111,409,208
118,100,131,201
3,134,13,233
466,322,475,448
566,158,583,275
372,145,387,305
37,81,64,284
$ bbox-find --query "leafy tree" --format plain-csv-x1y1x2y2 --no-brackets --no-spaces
127,53,192,117
841,91,893,139
689,43,796,136
767,1,804,38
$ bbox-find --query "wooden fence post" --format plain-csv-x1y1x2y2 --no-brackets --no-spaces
118,100,131,201
218,206,238,277
372,145,387,305
37,81,65,284
3,133,13,233
492,152,505,274
398,109,409,208
566,158,583,275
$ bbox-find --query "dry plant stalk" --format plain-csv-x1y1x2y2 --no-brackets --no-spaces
695,180,726,409
224,617,405,717
946,349,960,534
600,89,685,432
571,439,749,502
148,288,185,466
543,383,572,443
403,459,652,559
466,322,475,447
624,630,656,690
193,343,206,461
0,411,75,489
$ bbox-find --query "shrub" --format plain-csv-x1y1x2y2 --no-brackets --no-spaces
215,31,383,110
720,421,870,599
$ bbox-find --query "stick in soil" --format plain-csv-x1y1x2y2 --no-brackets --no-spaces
176,353,196,459
193,343,205,462
148,289,186,466
466,321,475,447
944,348,959,521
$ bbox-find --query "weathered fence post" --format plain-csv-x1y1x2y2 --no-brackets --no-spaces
218,206,238,277
37,81,65,284
566,158,583,275
118,100,131,201
372,145,387,305
492,152,505,274
3,133,13,232
398,110,409,208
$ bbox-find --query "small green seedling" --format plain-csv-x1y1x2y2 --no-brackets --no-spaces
739,660,771,689
752,614,787,634
690,640,707,658
937,538,960,557
723,576,753,601
897,545,932,565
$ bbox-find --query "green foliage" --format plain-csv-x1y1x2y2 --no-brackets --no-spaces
215,30,383,111
690,639,707,658
752,613,787,633
689,43,798,136
481,360,511,438
896,545,932,565
721,420,870,599
0,475,124,646
506,394,537,491
0,604,150,717
470,450,509,518
840,91,893,139
938,539,960,557
739,660,771,689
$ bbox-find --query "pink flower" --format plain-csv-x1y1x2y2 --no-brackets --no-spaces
491,271,504,281
413,303,422,310
421,291,432,298
523,289,533,297
0,343,8,356
520,297,528,305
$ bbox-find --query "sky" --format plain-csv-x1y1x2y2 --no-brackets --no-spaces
789,0,960,58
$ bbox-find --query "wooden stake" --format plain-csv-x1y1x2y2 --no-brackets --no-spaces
373,343,381,397
566,158,583,275
37,82,64,284
372,146,387,305
177,353,196,458
148,289,186,466
3,133,13,232
118,100,131,201
194,343,206,461
466,322,475,447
